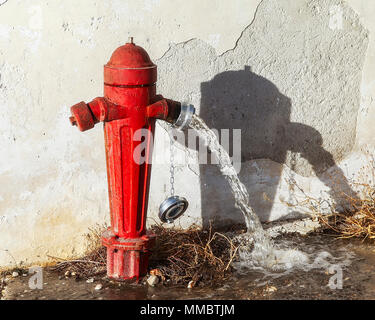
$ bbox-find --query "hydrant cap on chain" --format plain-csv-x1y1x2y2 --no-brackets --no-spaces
104,39,157,86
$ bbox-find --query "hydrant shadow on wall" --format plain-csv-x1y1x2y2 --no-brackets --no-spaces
68,38,195,280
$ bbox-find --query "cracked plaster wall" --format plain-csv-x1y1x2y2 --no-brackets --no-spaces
0,0,374,267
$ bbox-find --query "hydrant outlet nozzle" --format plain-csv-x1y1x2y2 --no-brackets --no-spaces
172,103,195,130
145,98,195,130
70,101,96,132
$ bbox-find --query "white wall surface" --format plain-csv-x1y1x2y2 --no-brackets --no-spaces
0,0,374,268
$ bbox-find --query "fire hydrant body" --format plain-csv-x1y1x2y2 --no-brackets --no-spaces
69,39,193,280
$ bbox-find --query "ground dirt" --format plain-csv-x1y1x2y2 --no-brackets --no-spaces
2,232,375,300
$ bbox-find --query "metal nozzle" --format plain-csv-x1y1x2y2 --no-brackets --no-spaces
173,104,195,130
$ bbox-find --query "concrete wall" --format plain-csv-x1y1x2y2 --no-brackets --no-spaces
0,0,374,267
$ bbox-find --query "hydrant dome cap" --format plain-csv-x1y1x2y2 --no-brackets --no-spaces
106,43,155,69
104,42,157,86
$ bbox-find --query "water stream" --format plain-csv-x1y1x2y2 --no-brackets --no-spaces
189,114,353,275
189,114,276,267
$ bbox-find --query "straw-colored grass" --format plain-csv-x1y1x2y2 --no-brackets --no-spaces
49,222,241,286
149,223,240,286
50,225,106,278
318,182,375,241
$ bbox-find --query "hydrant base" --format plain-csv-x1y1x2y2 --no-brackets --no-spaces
102,229,156,280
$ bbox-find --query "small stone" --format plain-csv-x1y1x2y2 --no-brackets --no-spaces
150,269,165,281
86,278,94,283
94,284,103,291
265,286,277,293
64,271,70,277
12,271,19,278
147,275,159,287
71,272,76,276
22,274,27,277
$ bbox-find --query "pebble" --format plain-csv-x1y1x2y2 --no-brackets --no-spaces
86,278,94,283
147,275,159,287
12,271,19,278
265,286,277,293
94,284,103,291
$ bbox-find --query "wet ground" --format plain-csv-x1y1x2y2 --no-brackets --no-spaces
2,233,375,300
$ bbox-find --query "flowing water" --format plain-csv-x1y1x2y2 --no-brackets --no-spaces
189,114,276,268
189,114,354,275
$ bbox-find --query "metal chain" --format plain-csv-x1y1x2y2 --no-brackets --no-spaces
169,126,175,196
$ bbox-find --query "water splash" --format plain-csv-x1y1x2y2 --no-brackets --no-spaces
189,114,276,268
189,114,354,273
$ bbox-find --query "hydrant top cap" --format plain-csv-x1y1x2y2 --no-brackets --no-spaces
106,42,155,69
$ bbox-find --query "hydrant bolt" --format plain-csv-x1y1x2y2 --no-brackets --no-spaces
69,116,77,126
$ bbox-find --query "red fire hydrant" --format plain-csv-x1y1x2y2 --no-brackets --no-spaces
68,38,194,280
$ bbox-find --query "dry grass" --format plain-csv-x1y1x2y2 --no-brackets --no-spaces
273,153,375,243
318,182,375,241
282,164,375,242
49,223,241,286
149,223,240,286
0,274,6,297
50,225,106,278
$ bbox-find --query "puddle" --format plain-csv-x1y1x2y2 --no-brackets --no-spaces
2,233,375,300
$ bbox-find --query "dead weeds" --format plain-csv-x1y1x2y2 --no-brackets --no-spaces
319,182,375,241
149,223,240,286
49,223,241,287
50,225,106,279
